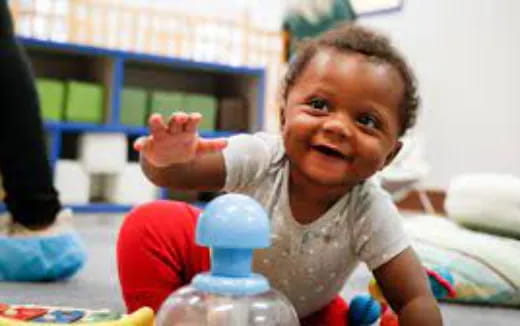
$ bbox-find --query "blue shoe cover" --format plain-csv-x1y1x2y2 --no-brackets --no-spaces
0,232,87,281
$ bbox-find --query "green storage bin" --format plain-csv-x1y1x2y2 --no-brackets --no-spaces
149,91,184,119
64,81,104,123
120,87,148,126
36,78,65,121
184,94,217,131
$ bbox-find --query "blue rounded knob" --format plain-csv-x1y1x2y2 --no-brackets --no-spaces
196,193,270,249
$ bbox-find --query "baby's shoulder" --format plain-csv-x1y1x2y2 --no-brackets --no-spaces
229,132,285,162
344,178,395,221
254,132,286,161
247,132,287,173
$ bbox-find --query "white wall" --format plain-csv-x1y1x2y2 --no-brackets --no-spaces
360,0,520,189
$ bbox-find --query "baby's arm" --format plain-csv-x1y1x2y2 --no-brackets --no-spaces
135,112,228,191
373,248,442,326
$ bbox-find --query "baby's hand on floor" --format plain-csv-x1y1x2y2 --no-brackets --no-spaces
134,112,227,167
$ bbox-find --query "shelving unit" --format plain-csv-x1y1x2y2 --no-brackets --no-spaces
0,37,265,214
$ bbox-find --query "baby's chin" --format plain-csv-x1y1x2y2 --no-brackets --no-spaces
298,166,362,189
314,176,361,189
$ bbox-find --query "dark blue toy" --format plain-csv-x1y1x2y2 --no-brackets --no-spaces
348,293,382,326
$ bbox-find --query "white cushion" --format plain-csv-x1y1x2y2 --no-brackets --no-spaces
445,173,520,238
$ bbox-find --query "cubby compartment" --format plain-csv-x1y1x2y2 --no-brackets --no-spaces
27,47,109,83
60,132,81,160
26,45,116,124
126,135,141,163
123,59,261,133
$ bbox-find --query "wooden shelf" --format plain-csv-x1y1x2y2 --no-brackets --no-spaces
0,37,266,213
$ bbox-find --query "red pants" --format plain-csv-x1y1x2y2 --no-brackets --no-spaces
117,200,349,325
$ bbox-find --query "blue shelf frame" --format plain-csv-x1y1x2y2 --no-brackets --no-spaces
0,202,132,214
0,37,266,214
0,202,206,215
44,121,238,137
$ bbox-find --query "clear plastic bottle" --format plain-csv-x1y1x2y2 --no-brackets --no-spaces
156,194,299,326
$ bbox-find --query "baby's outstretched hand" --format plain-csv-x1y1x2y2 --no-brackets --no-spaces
134,112,227,167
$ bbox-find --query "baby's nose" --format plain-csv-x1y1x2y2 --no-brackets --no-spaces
322,116,353,140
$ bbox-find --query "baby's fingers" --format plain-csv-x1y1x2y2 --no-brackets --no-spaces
167,112,189,134
148,113,168,138
184,113,202,133
196,138,228,154
133,136,149,151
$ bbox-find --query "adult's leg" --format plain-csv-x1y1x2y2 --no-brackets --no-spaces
0,1,60,228
117,200,210,312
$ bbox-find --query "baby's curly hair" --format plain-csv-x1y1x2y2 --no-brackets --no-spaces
281,23,419,135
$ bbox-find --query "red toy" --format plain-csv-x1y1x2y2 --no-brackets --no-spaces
0,307,48,321
380,307,398,326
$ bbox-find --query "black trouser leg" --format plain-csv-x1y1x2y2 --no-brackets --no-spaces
0,1,61,228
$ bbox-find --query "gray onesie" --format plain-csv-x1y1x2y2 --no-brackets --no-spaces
222,132,410,317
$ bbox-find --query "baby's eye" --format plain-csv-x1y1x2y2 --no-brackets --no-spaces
357,114,379,129
308,98,329,111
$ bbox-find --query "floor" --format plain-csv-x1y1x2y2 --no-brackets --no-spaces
1,213,519,325
0,214,126,311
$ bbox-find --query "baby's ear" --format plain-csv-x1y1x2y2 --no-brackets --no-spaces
383,141,403,168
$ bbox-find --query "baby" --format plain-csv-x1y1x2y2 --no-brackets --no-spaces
117,23,442,325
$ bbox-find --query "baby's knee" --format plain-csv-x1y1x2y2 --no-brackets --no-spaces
125,200,190,223
120,200,200,237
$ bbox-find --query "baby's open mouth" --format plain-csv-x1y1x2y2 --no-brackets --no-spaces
312,145,349,160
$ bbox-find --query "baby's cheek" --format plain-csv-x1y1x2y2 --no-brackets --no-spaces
358,148,388,174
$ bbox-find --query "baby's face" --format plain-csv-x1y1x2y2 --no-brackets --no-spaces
282,48,404,190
